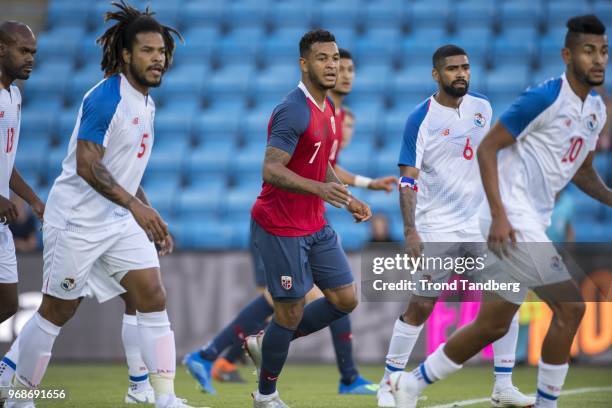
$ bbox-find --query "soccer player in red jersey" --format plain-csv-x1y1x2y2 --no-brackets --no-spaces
245,29,371,407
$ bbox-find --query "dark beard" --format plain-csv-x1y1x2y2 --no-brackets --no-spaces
130,64,162,88
585,75,605,86
442,81,469,98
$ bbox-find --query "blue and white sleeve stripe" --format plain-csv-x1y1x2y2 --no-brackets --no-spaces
77,75,121,146
499,77,562,139
398,99,430,168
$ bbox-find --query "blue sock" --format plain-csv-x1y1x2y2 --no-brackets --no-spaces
259,320,295,395
223,343,244,364
329,315,359,385
293,298,348,340
200,295,273,361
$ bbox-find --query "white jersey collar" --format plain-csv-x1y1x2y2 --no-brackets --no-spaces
430,92,465,117
120,73,151,106
298,81,326,112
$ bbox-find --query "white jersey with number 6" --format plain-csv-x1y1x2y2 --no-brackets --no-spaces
491,74,606,230
45,73,155,230
398,92,493,232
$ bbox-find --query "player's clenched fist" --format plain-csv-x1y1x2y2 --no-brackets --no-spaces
128,198,169,244
0,195,18,224
347,198,371,223
317,182,352,208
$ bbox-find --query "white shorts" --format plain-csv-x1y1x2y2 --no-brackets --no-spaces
413,228,486,298
42,218,159,303
0,227,17,284
479,217,572,305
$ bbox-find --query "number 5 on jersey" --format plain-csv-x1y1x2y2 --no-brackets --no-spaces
137,133,149,158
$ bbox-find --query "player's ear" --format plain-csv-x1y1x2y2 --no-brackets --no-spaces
431,67,440,83
299,56,308,74
122,47,131,65
561,47,571,65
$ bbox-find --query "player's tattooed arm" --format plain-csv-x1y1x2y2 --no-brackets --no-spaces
262,146,320,194
399,165,422,258
9,167,45,220
76,140,134,208
325,162,343,184
572,151,612,206
76,140,168,243
135,185,151,206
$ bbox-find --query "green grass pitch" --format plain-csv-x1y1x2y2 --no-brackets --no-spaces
34,363,611,407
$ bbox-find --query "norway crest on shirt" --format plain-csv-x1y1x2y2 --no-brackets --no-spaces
281,275,293,290
474,112,486,128
330,116,336,134
584,113,598,132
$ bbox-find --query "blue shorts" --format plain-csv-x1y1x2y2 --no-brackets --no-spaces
250,218,354,301
250,231,267,288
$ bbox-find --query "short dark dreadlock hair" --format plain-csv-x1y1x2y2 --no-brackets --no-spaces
299,29,336,58
432,44,467,69
97,0,182,76
565,15,606,49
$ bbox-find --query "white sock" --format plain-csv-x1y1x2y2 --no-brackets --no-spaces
382,318,423,382
412,343,462,393
122,314,150,393
137,310,176,405
0,337,19,386
536,360,568,408
492,312,519,389
14,313,61,389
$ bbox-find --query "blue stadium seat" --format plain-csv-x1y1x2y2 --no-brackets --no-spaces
491,28,537,67
188,142,233,176
47,0,90,29
25,61,72,102
400,28,448,63
485,65,529,99
45,146,68,184
235,143,265,173
172,218,233,249
350,64,392,98
155,104,198,135
593,152,611,183
538,27,567,67
67,63,101,105
408,1,451,30
373,144,401,176
498,0,543,29
453,0,497,28
251,64,299,99
530,64,565,87
224,0,269,28
224,189,257,217
176,184,223,217
574,221,612,242
179,1,226,30
243,109,271,138
207,65,254,100
194,108,242,145
366,190,399,214
337,141,375,177
142,181,179,217
355,28,400,62
172,27,218,66
362,0,405,29
318,1,361,29
36,26,84,64
544,2,592,30
56,108,79,142
593,1,612,25
391,63,437,100
14,138,48,174
157,64,208,103
268,2,313,28
20,106,59,144
226,213,252,249
325,28,356,52
381,109,408,145
215,27,263,64
260,29,305,65
447,27,492,61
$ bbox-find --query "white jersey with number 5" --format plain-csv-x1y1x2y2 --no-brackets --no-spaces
45,73,155,229
398,92,493,232
491,74,606,230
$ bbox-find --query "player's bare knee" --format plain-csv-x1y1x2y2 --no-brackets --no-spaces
552,301,585,329
273,300,304,329
404,298,435,325
136,283,167,312
120,293,137,315
39,297,80,326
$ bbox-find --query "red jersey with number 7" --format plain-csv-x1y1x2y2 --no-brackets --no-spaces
251,83,337,236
